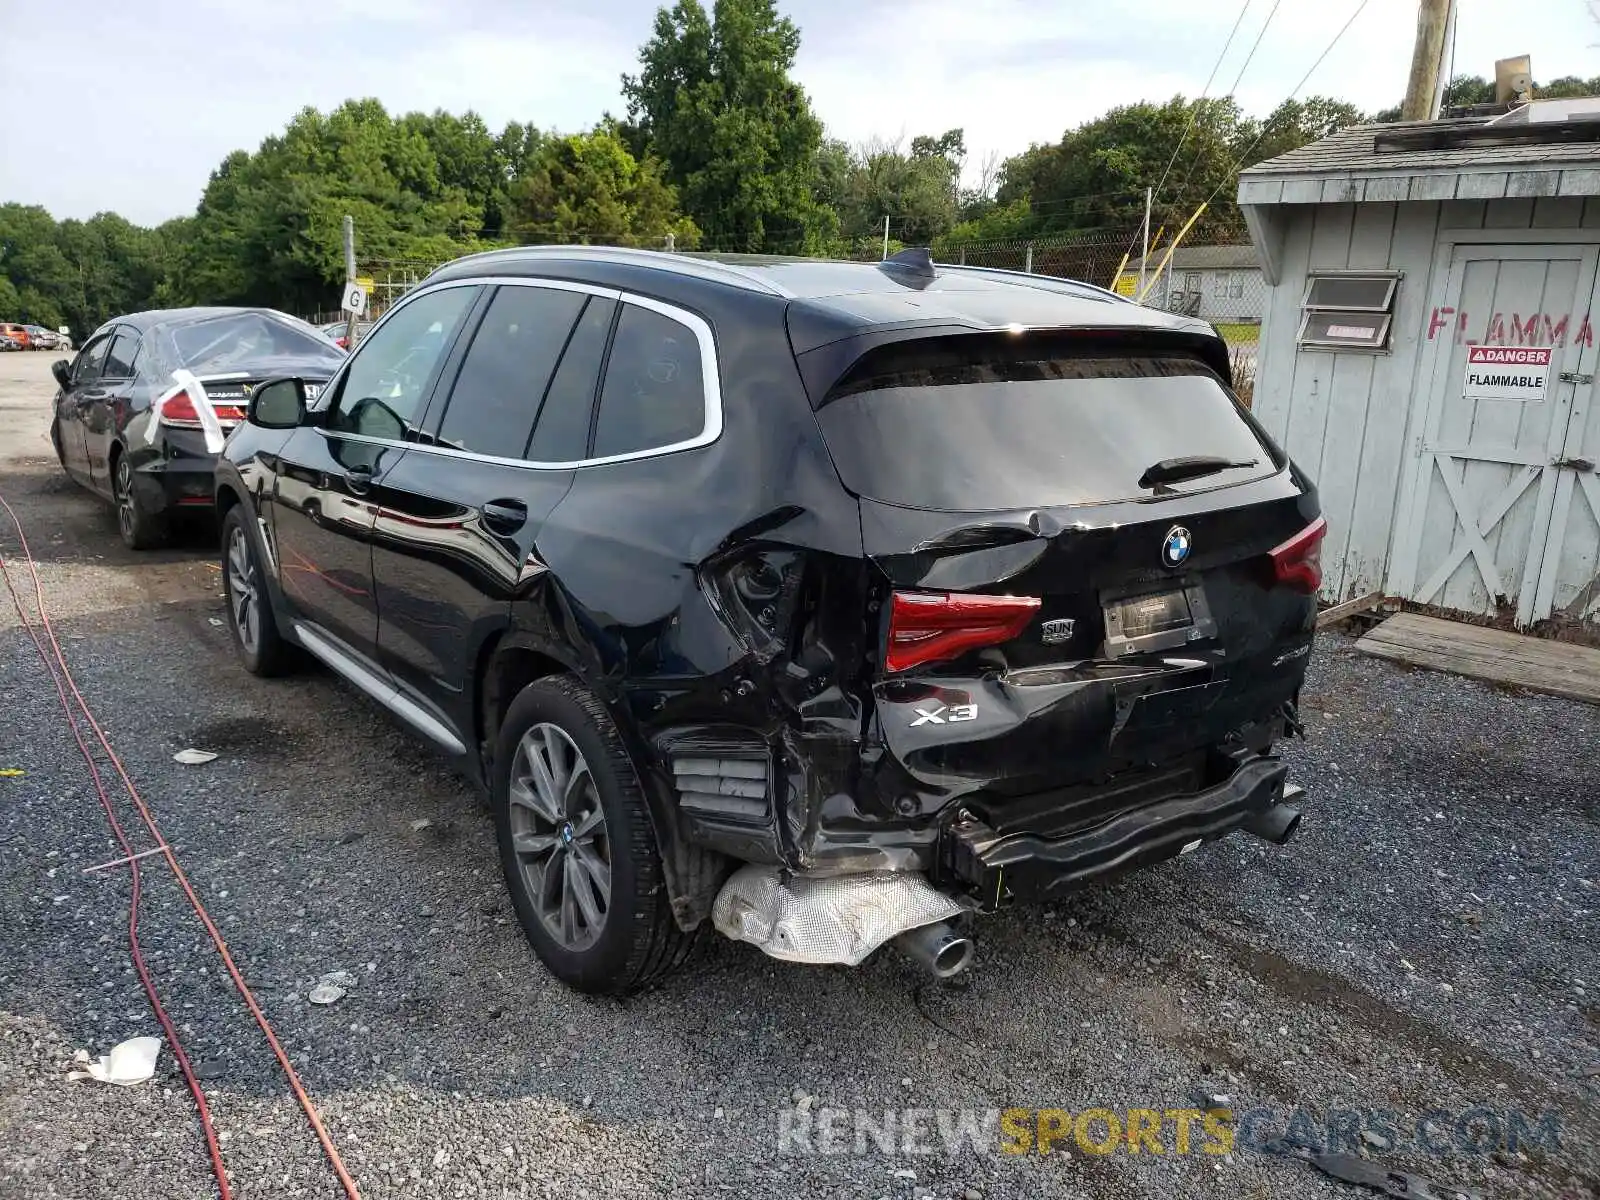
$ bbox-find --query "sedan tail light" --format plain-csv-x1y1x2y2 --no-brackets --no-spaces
886,591,1041,673
1269,517,1327,594
158,390,204,429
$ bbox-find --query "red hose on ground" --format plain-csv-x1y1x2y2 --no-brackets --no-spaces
0,492,361,1200
0,552,234,1199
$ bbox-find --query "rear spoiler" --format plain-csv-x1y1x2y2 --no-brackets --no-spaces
788,321,1237,410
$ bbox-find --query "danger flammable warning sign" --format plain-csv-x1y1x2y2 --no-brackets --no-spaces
1463,345,1553,402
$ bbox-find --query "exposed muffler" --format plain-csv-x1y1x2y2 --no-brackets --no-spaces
711,864,965,968
894,920,975,979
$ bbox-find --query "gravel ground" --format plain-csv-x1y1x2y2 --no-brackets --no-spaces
0,351,1596,1200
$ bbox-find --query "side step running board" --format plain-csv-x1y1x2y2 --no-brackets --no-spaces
293,623,466,755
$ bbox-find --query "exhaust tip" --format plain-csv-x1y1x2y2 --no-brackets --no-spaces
895,920,975,979
931,936,975,978
1242,802,1303,845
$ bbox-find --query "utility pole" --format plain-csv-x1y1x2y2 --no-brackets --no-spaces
1429,0,1458,118
1138,187,1152,301
1401,0,1453,122
342,215,358,347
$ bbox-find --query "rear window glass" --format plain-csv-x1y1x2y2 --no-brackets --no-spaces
171,313,332,371
815,352,1275,512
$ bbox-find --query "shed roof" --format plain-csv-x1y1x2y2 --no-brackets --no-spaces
1243,117,1600,179
1132,245,1260,272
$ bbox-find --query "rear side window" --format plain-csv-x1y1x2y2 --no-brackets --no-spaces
434,285,587,457
171,313,332,370
73,337,112,385
528,296,616,462
592,304,706,458
102,330,140,380
815,349,1274,512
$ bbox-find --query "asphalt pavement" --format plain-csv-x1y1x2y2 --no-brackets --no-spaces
0,350,1595,1200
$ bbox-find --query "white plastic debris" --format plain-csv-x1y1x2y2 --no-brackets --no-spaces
172,749,218,765
308,969,358,1005
67,1036,162,1086
409,818,433,832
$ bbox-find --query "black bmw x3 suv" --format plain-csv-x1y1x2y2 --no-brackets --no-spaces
216,246,1322,994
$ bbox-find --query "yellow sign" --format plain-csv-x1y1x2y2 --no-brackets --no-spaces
1112,274,1139,298
354,276,375,294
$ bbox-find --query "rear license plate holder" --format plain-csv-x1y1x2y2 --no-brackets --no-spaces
1102,582,1216,659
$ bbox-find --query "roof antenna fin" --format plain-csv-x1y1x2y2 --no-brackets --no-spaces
879,247,937,281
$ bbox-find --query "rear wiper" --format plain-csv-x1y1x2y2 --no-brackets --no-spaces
1138,455,1259,489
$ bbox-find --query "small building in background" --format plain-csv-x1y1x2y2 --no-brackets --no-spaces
1239,99,1600,632
1126,245,1266,325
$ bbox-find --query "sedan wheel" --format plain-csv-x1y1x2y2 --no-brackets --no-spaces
114,457,136,542
507,723,611,951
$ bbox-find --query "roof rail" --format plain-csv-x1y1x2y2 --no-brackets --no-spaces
432,244,790,296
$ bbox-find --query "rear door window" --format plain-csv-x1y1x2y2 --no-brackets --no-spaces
433,285,587,457
102,330,141,380
528,296,616,463
72,336,112,386
591,303,706,459
815,349,1275,512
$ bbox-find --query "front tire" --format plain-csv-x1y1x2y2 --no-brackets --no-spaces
111,450,168,550
493,676,692,994
221,506,293,677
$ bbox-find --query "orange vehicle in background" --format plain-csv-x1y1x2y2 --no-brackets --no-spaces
0,323,32,349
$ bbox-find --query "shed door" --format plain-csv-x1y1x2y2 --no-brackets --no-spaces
1399,243,1600,626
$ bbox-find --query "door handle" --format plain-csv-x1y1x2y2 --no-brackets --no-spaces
481,499,528,533
344,465,375,495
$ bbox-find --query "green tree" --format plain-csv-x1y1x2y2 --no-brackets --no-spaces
506,127,700,247
622,0,832,252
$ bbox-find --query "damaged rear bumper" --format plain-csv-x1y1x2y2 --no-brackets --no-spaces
944,756,1293,904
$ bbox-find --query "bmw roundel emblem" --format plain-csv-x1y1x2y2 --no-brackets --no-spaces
1162,526,1192,568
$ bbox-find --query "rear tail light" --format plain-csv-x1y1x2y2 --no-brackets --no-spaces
158,390,203,429
886,590,1041,673
159,391,245,429
1269,517,1327,594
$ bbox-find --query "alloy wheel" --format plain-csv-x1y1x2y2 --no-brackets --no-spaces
226,525,259,655
507,723,611,951
114,458,135,540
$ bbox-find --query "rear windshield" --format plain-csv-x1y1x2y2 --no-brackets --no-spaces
814,351,1276,512
171,313,332,371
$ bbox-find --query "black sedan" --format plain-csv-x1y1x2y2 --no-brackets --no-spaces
51,307,346,549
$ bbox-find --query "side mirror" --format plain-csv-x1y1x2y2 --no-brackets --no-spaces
51,360,71,390
248,378,306,429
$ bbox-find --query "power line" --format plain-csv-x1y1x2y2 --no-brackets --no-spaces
1164,0,1286,213
1148,0,1256,208
1197,0,1374,213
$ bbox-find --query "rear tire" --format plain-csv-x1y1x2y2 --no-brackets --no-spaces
112,450,168,551
493,676,692,995
221,506,294,677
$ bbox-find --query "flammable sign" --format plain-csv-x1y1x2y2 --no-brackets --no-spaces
1463,345,1552,402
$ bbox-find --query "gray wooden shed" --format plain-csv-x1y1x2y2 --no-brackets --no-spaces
1239,109,1600,629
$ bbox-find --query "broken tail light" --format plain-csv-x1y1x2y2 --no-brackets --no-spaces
160,391,245,430
886,590,1041,673
1269,517,1327,594
158,390,204,429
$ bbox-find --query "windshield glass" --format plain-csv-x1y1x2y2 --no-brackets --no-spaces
171,313,334,371
815,351,1275,512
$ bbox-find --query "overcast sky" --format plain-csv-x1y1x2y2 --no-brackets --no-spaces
0,0,1592,227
